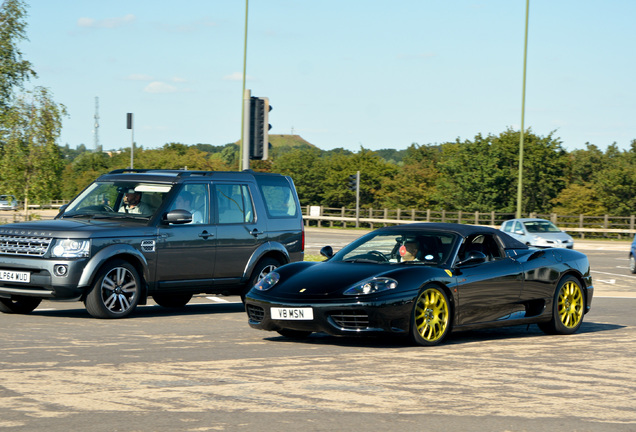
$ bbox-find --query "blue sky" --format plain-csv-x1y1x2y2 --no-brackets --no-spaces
18,0,636,153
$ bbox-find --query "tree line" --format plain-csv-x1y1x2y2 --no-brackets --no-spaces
1,0,635,217
54,131,636,217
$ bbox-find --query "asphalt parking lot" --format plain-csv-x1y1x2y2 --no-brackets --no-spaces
0,227,634,431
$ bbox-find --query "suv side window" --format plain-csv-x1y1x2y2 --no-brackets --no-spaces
502,221,511,233
168,184,209,224
216,184,254,224
258,177,297,218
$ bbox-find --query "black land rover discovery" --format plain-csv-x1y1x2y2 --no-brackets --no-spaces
0,169,304,318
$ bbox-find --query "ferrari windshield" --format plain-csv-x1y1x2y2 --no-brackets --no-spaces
335,230,459,265
61,181,173,219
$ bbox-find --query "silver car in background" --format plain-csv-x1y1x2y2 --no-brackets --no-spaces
501,218,574,249
0,195,18,211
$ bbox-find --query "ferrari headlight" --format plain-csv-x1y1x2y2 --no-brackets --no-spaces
51,239,91,258
254,271,280,291
343,277,398,296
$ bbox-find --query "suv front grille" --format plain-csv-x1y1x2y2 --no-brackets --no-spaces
246,304,265,323
0,234,53,256
330,311,370,330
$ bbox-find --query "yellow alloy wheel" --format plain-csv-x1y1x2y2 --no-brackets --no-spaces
413,287,450,344
557,280,583,329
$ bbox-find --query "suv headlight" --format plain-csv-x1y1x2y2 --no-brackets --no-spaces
51,239,91,258
343,277,398,295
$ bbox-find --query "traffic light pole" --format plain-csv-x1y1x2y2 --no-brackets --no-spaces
241,89,251,170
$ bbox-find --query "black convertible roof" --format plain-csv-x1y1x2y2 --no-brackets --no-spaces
378,223,529,250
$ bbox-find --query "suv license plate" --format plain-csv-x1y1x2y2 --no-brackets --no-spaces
271,307,313,320
0,270,30,283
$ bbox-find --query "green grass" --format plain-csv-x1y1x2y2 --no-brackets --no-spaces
303,254,325,262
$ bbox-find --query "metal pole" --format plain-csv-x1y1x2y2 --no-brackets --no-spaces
516,0,530,218
239,0,249,171
355,170,360,228
242,89,251,170
130,127,134,169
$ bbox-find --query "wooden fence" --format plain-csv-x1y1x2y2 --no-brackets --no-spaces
2,202,634,239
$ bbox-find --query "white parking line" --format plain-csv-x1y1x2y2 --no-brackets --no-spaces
205,297,231,303
592,270,636,279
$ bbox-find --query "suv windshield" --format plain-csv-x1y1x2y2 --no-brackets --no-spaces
61,181,173,219
335,231,458,265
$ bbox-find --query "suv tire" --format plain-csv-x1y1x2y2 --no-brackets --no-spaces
85,260,141,319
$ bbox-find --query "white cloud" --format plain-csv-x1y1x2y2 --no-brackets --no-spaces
144,81,178,94
171,76,187,83
77,14,136,29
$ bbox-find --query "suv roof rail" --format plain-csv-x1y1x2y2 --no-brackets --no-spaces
106,168,281,178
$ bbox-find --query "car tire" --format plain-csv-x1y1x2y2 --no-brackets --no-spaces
630,254,636,274
85,260,140,319
410,285,451,346
0,296,42,314
152,293,193,308
243,257,281,302
277,329,312,338
538,275,584,335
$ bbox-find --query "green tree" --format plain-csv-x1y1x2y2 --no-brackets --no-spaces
434,129,567,214
551,183,606,216
0,0,36,111
0,87,67,208
591,142,636,216
272,146,326,206
375,143,440,209
320,147,397,208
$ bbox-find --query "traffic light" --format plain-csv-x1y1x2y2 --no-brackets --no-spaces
249,96,272,160
348,174,357,191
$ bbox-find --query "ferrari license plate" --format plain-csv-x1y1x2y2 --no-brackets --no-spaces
0,270,30,283
271,307,313,320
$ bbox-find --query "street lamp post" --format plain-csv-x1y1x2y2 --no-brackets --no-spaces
516,0,530,219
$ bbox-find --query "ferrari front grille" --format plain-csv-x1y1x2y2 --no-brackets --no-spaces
330,311,370,330
246,304,265,323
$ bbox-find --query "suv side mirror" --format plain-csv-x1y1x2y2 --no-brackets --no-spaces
163,209,192,224
457,250,487,267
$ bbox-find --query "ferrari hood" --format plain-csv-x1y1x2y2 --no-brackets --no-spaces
271,261,429,299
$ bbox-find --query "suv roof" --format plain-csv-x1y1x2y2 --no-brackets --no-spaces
101,169,288,183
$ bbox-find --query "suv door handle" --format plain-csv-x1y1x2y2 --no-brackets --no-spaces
250,228,264,237
198,230,214,239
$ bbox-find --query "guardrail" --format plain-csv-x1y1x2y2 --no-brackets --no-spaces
303,206,636,239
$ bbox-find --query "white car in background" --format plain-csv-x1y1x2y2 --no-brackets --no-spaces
500,218,574,249
0,195,18,211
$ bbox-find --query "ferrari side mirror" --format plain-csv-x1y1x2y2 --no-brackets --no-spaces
457,250,487,266
320,245,334,259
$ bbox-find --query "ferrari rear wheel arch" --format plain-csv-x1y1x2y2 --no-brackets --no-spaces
410,283,453,346
539,274,585,335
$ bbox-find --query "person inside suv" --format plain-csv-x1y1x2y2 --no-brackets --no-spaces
119,190,152,214
173,190,204,224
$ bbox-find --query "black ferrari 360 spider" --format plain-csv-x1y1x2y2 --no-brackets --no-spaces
245,223,594,346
